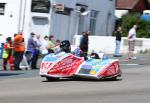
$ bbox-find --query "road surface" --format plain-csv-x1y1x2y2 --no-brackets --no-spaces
0,53,150,103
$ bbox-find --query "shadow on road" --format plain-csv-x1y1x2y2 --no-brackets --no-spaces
0,72,24,77
42,77,122,83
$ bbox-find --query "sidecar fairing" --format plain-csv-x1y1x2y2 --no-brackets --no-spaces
39,52,121,81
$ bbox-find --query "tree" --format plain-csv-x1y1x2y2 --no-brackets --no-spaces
121,12,150,38
145,0,150,9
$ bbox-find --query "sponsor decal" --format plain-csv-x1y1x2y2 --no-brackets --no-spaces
90,70,97,75
99,62,119,77
78,59,112,75
40,62,53,74
47,54,84,76
41,62,53,69
42,52,67,62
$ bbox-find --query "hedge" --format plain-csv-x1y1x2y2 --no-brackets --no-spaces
120,12,150,38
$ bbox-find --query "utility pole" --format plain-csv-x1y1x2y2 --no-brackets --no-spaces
49,0,56,35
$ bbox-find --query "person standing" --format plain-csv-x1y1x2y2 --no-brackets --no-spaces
41,36,49,55
79,31,89,60
127,25,137,60
13,32,25,70
35,34,42,50
114,26,122,57
2,37,14,70
27,33,39,69
55,40,61,47
34,34,42,55
48,35,55,53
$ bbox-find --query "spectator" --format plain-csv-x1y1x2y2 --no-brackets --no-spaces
54,39,61,51
41,36,49,55
55,39,61,47
35,34,42,50
79,31,89,60
13,32,25,70
48,35,55,53
113,26,122,57
27,32,39,69
127,25,137,60
2,37,14,71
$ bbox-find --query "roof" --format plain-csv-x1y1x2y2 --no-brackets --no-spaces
116,0,146,11
116,0,139,9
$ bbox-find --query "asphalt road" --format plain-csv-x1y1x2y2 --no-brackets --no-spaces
0,53,150,103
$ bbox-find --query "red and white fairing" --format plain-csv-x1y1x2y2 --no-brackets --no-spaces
40,52,84,78
40,52,121,80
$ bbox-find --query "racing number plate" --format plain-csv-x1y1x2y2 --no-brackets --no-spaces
40,62,53,74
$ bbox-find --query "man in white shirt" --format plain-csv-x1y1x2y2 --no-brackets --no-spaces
127,25,137,60
41,36,49,55
35,34,42,49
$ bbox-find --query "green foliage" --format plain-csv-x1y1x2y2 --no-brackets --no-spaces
120,12,150,38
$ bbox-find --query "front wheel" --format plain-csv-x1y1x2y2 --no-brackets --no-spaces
46,76,59,81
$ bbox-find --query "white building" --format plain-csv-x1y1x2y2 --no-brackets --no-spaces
0,0,51,43
115,10,128,19
0,0,116,43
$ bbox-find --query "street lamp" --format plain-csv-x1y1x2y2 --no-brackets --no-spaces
75,5,90,35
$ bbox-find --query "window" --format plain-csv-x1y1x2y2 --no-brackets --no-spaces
31,0,50,13
89,10,98,35
55,7,73,16
0,3,6,15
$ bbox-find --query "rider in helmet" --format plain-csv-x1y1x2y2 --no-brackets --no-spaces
59,40,71,53
55,40,89,60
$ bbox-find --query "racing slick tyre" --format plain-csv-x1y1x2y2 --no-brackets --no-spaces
109,76,117,81
46,76,59,81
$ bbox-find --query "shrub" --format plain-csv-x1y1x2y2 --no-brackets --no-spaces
120,12,150,38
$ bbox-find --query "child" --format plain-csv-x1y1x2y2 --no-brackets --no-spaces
2,37,14,70
54,40,60,49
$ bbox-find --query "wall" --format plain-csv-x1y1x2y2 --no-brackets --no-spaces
50,0,76,41
86,0,116,36
0,0,116,45
0,0,32,44
0,0,21,42
73,35,150,54
0,0,52,45
51,0,116,41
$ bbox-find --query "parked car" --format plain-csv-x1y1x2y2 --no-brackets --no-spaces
141,10,150,21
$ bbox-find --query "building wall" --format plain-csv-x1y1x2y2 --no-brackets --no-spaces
50,0,76,41
73,35,150,54
0,0,32,43
87,0,116,36
0,0,21,42
0,0,116,44
51,0,116,41
0,0,51,44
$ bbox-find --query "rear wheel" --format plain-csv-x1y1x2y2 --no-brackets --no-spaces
110,76,117,80
104,76,118,81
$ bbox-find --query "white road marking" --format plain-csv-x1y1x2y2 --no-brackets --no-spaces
120,64,139,66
